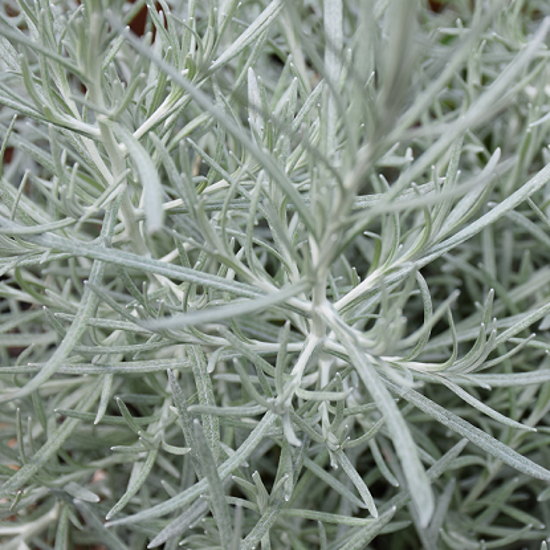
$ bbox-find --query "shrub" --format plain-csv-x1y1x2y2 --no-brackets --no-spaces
2,0,550,548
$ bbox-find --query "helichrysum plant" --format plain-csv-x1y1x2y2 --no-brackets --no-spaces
3,0,550,548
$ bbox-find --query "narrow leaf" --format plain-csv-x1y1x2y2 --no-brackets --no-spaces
106,448,159,520
193,419,234,550
387,380,550,481
332,322,435,528
113,123,164,234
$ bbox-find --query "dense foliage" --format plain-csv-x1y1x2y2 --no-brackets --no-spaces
2,0,550,548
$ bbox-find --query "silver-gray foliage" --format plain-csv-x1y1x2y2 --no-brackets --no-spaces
2,0,550,548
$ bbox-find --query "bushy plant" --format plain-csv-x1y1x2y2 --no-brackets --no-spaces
3,0,550,548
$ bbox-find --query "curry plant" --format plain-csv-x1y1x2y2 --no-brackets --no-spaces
2,0,550,548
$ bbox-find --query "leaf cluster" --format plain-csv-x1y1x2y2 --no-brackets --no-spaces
2,0,550,548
